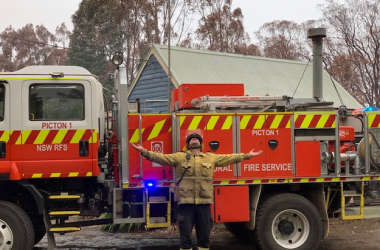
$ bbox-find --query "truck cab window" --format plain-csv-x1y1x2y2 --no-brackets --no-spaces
29,84,84,121
0,84,4,121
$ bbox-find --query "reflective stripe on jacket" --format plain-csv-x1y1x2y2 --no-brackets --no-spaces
142,149,249,204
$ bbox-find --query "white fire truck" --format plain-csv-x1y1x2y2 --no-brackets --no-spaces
0,28,379,250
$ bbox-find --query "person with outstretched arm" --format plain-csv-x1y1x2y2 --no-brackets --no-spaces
131,131,262,250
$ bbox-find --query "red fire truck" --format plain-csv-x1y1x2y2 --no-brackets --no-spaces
0,28,379,250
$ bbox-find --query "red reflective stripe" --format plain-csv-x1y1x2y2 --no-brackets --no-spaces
142,124,154,141
197,116,207,129
180,116,192,130
325,115,335,127
61,130,76,144
308,115,321,128
9,131,21,144
371,115,380,127
246,115,258,129
24,130,40,144
213,116,226,130
295,115,305,128
278,115,290,128
264,115,275,128
44,130,59,144
81,129,92,141
159,119,172,135
128,129,135,140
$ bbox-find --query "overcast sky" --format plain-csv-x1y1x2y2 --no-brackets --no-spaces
0,0,326,38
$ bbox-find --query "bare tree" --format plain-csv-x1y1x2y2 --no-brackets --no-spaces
143,0,195,45
321,0,380,107
109,0,195,84
254,20,314,61
194,0,257,55
68,0,195,85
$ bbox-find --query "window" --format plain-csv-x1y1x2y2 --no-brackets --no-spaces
29,84,84,121
0,84,4,121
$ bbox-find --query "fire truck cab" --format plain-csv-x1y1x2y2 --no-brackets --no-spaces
0,66,108,250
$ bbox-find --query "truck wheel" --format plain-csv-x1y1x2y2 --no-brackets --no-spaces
225,222,253,243
0,201,35,250
253,193,322,250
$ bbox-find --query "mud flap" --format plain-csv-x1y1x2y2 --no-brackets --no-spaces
43,209,57,250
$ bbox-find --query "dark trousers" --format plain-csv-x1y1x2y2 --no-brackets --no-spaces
177,204,213,249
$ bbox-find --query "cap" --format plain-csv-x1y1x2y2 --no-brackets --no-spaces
186,133,203,145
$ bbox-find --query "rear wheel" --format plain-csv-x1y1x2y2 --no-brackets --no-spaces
253,193,322,250
0,201,35,250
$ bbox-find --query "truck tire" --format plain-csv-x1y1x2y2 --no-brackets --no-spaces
0,201,35,250
253,193,322,250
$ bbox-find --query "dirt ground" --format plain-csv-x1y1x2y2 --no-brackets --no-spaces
35,217,380,250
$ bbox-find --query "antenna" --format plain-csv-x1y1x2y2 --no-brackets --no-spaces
167,0,171,112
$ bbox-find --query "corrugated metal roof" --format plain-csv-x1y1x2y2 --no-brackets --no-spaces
132,44,361,109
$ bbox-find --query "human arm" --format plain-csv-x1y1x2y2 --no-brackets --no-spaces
214,149,263,167
130,143,144,153
130,143,179,166
246,149,263,159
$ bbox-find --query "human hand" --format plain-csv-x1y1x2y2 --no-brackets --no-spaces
247,149,263,159
131,143,144,153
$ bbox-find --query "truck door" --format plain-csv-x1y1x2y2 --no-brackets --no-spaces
0,82,10,178
239,113,293,178
238,113,267,178
177,114,236,180
203,114,236,180
21,80,94,179
128,114,173,182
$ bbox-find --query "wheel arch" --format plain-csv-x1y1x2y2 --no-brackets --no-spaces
245,184,262,230
0,180,44,216
17,180,44,214
306,184,329,240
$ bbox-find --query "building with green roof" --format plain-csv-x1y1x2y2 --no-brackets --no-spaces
127,44,361,113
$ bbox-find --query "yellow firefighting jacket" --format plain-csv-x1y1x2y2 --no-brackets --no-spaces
141,149,249,204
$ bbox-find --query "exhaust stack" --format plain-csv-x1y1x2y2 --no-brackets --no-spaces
307,28,326,101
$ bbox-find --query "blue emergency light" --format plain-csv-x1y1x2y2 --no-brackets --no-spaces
145,180,156,188
361,106,380,112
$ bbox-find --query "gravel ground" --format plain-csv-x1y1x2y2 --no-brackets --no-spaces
34,217,380,250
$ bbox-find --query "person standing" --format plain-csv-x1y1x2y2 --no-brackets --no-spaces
131,131,262,250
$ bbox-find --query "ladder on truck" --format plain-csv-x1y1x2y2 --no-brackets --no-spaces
340,182,364,220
